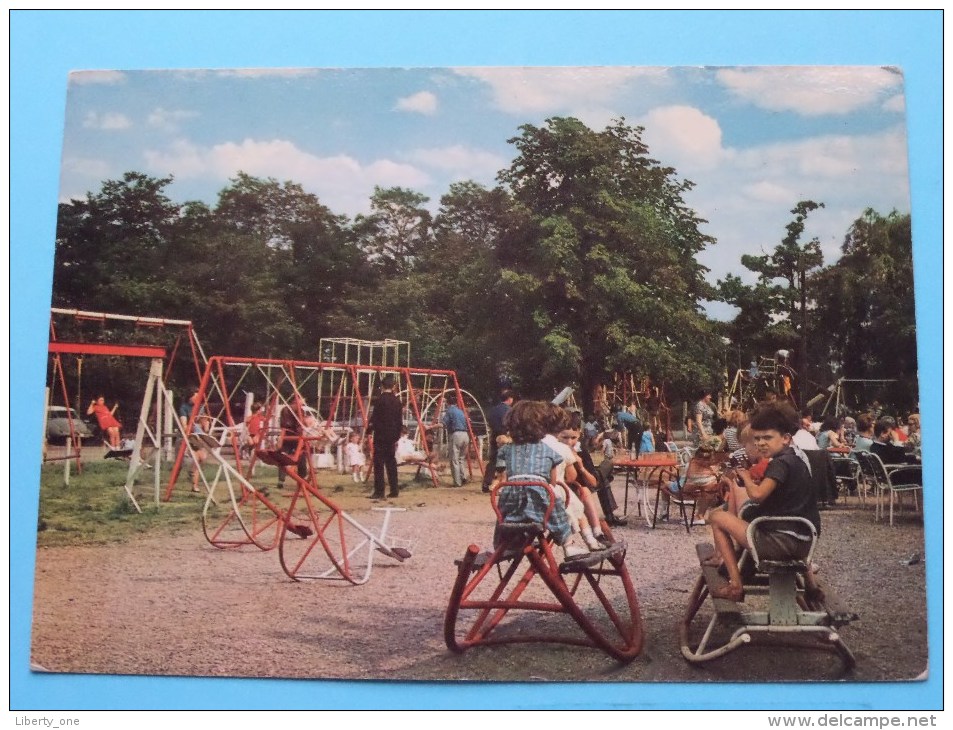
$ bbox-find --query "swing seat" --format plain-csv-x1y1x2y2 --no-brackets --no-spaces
679,517,856,671
444,479,644,663
257,449,298,468
103,447,134,460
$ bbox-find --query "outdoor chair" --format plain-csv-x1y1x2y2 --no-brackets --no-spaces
856,451,922,526
651,446,700,533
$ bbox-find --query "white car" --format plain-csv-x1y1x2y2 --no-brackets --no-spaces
46,406,94,443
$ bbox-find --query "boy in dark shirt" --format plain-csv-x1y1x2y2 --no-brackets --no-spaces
706,401,821,602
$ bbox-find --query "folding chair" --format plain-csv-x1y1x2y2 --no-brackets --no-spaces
856,452,922,526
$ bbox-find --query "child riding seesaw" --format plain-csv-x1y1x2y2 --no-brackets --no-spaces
488,400,606,561
704,401,823,602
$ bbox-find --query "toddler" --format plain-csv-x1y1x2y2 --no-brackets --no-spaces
345,432,366,482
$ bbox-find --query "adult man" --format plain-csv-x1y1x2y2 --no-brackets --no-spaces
482,389,514,493
442,392,470,487
368,374,403,499
793,412,820,451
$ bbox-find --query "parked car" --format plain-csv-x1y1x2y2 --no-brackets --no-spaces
46,406,94,443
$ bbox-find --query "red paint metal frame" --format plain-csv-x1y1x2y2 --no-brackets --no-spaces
166,356,485,501
444,480,644,663
48,342,167,358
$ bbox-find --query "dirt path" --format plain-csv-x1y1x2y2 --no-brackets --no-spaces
30,483,928,683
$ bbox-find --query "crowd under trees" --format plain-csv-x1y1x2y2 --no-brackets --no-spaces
49,117,919,417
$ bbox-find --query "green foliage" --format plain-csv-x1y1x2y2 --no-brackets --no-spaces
49,125,915,419
810,209,918,409
353,186,433,273
494,117,721,401
717,200,826,396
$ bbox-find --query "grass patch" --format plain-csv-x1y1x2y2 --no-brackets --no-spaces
36,460,209,547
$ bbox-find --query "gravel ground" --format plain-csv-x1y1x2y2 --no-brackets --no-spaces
30,474,928,684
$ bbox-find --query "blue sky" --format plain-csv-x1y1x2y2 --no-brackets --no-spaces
60,65,910,318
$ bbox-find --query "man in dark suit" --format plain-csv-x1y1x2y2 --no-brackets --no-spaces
368,374,404,499
482,389,514,493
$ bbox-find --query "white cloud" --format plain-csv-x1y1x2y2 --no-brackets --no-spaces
676,124,910,294
454,66,665,115
405,144,506,179
640,105,729,170
143,138,431,215
741,180,796,204
395,91,438,115
61,155,111,179
883,94,906,113
716,66,903,116
82,111,132,130
147,108,198,131
69,70,125,85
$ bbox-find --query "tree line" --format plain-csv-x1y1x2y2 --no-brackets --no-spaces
49,116,918,417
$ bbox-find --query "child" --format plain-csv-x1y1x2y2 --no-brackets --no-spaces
243,402,266,457
345,432,366,482
637,423,655,457
719,425,766,517
542,405,605,551
494,400,589,560
395,426,427,464
556,410,613,546
706,401,822,602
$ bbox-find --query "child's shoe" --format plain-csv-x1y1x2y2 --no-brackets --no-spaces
581,527,602,551
562,535,589,561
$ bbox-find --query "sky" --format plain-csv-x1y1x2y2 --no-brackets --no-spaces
59,65,911,319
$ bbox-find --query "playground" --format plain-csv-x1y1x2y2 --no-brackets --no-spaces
30,453,927,683
33,311,929,684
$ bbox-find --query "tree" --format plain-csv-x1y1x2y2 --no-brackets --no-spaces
718,200,825,402
353,186,433,273
493,117,721,404
810,209,918,411
212,173,362,356
53,172,183,312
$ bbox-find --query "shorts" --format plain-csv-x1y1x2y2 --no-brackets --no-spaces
751,529,812,562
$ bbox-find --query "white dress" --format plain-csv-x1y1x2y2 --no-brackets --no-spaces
345,441,366,467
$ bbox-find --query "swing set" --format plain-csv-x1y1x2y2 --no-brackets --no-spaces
161,354,489,584
163,355,486,499
44,308,207,507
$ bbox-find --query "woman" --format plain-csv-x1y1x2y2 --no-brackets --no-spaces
87,396,121,448
905,413,921,454
815,416,845,450
692,390,715,441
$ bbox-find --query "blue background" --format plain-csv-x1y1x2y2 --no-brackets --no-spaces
10,10,942,710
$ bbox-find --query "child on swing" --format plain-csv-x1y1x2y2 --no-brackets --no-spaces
706,401,822,602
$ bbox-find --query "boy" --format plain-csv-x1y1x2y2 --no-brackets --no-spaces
705,401,821,602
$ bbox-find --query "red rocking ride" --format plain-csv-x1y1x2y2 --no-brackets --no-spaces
444,479,644,663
